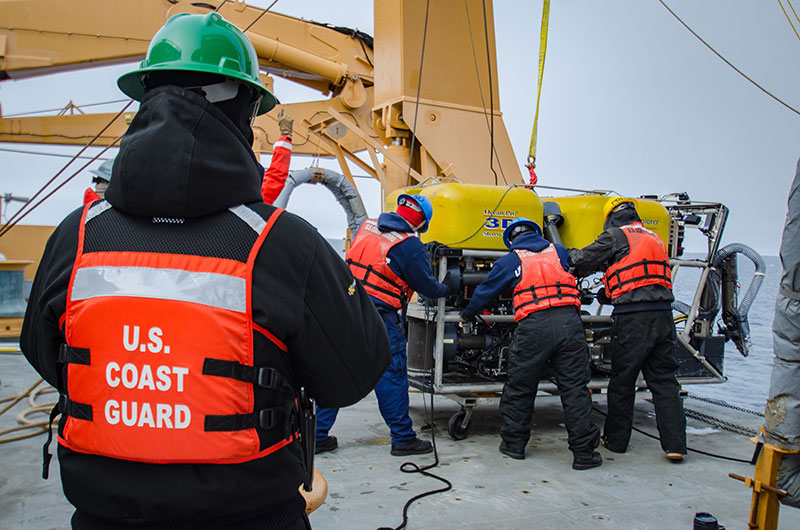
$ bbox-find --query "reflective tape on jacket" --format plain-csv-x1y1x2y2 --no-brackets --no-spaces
59,202,296,464
603,223,672,299
513,245,581,321
345,219,414,309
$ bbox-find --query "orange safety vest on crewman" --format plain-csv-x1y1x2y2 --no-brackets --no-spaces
57,201,297,465
512,245,581,322
345,219,414,309
603,222,672,299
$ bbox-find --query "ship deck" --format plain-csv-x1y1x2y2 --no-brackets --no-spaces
2,348,799,529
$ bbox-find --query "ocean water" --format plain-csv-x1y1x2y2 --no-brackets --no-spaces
672,253,781,412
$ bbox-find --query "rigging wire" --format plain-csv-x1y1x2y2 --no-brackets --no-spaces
0,138,121,239
1,99,131,118
778,0,800,41
405,0,432,188
481,0,499,186
658,0,800,117
0,100,132,239
0,147,114,161
790,0,800,26
463,0,508,184
243,0,281,33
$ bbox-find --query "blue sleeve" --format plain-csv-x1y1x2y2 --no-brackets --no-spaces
554,243,573,272
461,252,521,319
386,237,448,298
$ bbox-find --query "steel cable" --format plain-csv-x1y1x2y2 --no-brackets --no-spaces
658,0,800,117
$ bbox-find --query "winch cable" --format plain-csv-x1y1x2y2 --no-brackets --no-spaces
377,253,454,530
464,0,508,184
658,0,800,117
778,0,800,41
0,100,132,239
405,0,431,188
525,0,550,185
589,403,752,464
481,0,500,186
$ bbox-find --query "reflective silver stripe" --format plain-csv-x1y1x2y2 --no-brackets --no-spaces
71,266,247,313
85,200,112,224
229,205,267,234
274,140,292,151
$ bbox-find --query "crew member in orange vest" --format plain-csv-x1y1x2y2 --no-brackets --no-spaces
460,218,602,469
83,158,113,204
570,198,686,462
260,109,293,204
315,193,451,457
21,13,390,529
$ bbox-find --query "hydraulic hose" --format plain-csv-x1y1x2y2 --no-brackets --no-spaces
672,244,764,356
712,243,765,319
273,168,368,234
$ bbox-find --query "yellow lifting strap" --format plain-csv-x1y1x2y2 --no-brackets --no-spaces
526,0,550,178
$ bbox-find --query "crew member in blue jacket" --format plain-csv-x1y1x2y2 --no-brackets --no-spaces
460,218,602,469
316,194,450,456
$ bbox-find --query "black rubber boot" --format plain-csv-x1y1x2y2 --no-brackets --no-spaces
499,441,525,460
390,437,432,456
315,436,338,454
572,451,602,470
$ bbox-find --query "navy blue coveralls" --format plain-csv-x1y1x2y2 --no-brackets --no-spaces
317,212,447,445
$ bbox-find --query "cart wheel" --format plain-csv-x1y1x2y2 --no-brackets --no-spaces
448,410,471,441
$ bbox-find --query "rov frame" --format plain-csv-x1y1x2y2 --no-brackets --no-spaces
407,197,736,440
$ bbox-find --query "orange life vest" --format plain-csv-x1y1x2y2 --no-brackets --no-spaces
603,222,672,299
513,245,581,321
345,219,414,309
57,202,296,464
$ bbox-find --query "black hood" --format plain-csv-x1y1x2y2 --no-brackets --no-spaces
105,86,263,219
604,206,642,230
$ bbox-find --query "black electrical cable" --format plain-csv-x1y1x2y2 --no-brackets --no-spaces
481,0,499,186
377,250,453,530
440,183,520,247
590,405,752,464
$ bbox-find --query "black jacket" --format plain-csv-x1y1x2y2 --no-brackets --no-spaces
569,207,673,313
21,86,390,528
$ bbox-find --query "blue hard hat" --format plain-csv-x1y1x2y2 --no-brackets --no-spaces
397,193,433,233
503,217,542,249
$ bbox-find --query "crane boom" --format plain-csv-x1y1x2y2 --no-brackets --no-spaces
0,0,523,192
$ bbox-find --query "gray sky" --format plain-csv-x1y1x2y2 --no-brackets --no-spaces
1,0,798,255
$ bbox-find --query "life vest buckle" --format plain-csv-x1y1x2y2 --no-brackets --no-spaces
258,408,278,430
257,367,280,390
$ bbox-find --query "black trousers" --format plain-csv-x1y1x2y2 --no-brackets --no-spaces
604,310,687,453
499,306,600,453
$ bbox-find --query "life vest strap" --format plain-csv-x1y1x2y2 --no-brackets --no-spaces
58,394,93,421
202,359,292,393
58,344,91,365
606,258,670,294
514,282,579,302
205,407,290,433
346,259,406,303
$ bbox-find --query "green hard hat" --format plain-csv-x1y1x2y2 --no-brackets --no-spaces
117,12,276,115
